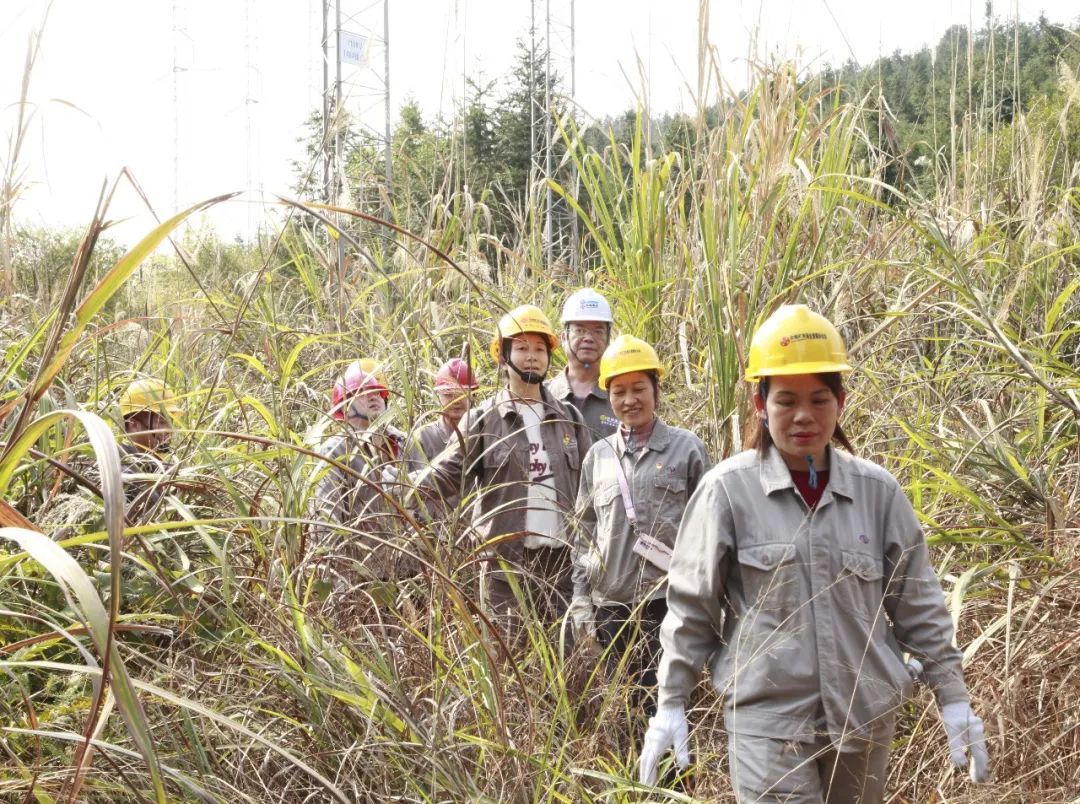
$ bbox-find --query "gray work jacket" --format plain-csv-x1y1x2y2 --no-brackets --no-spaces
547,367,619,441
312,425,423,523
118,443,174,514
657,445,970,746
311,425,425,578
414,386,592,563
412,417,474,514
415,418,453,461
573,419,710,606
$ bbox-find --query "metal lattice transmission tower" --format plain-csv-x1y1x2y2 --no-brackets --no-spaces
320,0,392,214
531,0,577,273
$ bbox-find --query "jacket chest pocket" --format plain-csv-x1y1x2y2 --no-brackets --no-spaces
650,474,687,527
594,482,621,509
579,483,620,586
737,543,801,624
559,431,581,472
838,550,886,625
480,444,516,483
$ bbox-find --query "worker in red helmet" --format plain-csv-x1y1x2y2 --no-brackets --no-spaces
329,359,389,424
312,359,423,587
415,357,480,461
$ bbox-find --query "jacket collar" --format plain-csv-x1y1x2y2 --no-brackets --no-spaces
430,417,453,439
614,417,672,457
494,386,558,420
550,366,608,401
758,444,855,501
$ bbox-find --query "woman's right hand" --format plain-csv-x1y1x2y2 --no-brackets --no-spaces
638,703,690,786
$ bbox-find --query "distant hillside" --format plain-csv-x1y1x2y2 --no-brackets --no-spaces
817,15,1080,191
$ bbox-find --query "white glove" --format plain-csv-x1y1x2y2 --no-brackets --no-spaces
941,701,990,783
567,596,595,642
638,703,690,786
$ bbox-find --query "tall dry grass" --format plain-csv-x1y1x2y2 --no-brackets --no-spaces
1,8,1078,803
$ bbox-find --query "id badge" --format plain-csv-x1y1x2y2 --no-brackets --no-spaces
632,532,673,571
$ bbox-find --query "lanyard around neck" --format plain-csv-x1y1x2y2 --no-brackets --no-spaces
611,445,638,525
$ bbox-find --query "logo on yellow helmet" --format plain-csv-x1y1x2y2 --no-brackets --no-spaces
779,332,827,347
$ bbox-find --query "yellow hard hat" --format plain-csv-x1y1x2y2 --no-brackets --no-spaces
489,304,559,361
598,334,666,390
745,304,852,381
118,379,183,419
357,358,389,391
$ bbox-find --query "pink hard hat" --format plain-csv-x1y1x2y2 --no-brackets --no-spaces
331,359,389,420
434,357,479,390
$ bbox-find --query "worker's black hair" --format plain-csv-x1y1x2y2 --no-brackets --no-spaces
752,372,854,456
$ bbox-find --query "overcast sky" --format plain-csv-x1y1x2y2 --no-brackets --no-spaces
2,0,1077,245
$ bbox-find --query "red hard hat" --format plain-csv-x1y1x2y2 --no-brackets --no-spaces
331,360,390,419
434,357,479,390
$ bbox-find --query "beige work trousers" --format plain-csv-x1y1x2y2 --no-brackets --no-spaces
728,731,890,803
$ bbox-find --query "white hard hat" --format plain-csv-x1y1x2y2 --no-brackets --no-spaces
560,288,614,325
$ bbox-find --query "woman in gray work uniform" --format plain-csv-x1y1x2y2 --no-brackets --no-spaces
638,305,990,801
571,335,709,717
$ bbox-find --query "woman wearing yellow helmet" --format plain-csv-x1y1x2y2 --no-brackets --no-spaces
410,304,592,641
113,378,184,515
119,378,182,455
639,305,989,798
571,335,709,720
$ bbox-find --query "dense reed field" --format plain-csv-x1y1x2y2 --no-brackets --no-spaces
2,18,1078,803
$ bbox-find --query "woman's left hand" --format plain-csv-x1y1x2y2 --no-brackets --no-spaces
941,701,990,783
567,596,595,642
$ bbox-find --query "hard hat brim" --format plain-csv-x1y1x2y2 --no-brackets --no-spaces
121,403,183,418
563,314,614,324
745,361,853,381
599,363,666,391
490,333,559,361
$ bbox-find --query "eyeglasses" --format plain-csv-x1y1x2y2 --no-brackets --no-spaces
567,324,608,339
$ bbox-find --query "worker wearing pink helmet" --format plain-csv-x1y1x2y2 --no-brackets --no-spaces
415,357,480,461
312,358,423,587
329,359,390,424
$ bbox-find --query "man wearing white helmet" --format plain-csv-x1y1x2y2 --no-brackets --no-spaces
548,288,619,440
